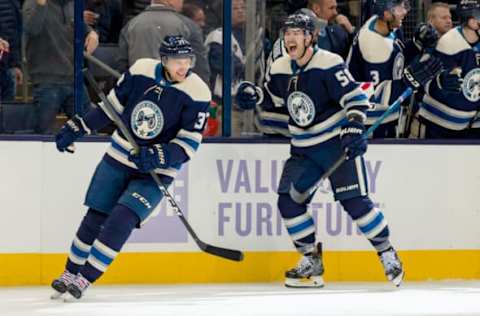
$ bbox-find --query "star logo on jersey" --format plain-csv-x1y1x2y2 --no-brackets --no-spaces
131,101,164,140
287,91,316,127
462,68,480,102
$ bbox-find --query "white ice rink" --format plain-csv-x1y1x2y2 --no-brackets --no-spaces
1,281,479,316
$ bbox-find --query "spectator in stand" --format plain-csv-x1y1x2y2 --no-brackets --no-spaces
0,0,23,102
0,37,8,52
84,0,123,43
0,37,10,103
427,2,453,36
308,0,355,59
122,0,150,23
117,0,210,82
182,2,206,31
205,0,248,136
23,0,99,134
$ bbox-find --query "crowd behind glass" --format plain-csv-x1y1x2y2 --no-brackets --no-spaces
0,0,474,139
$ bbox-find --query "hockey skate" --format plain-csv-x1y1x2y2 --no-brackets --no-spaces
285,243,324,288
50,270,75,299
379,248,404,287
63,274,91,301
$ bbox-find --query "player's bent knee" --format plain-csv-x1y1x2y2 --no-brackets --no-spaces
83,208,108,230
277,194,307,218
340,196,374,220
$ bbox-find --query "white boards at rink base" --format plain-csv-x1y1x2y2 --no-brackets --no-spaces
0,140,479,285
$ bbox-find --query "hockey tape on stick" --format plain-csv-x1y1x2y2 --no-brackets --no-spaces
83,65,244,262
290,87,413,204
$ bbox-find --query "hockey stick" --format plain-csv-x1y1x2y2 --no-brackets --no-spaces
84,53,122,79
290,87,413,204
83,68,244,262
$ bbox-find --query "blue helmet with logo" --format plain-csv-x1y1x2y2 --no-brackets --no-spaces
159,35,194,58
457,0,480,23
282,13,316,35
372,0,411,16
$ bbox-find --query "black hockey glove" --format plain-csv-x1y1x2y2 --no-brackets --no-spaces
55,115,89,153
413,23,439,51
436,68,463,93
340,118,367,160
403,54,443,91
128,144,170,173
235,81,263,110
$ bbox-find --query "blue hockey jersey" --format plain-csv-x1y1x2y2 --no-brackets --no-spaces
418,27,480,131
347,16,409,128
256,38,291,137
262,47,371,149
84,58,211,178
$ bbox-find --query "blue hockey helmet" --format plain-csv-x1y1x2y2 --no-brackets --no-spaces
296,8,326,34
282,13,316,35
372,0,411,16
159,35,195,59
457,0,480,23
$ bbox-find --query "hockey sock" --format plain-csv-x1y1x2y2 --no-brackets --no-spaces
66,209,108,274
278,194,316,254
341,196,392,253
79,204,139,283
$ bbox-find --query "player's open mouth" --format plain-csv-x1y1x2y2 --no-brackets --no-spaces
287,44,298,54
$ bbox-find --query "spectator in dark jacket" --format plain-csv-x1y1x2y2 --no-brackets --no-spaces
308,0,355,59
0,0,23,102
84,0,123,43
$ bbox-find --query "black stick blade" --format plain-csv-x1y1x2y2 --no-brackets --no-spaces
202,244,244,262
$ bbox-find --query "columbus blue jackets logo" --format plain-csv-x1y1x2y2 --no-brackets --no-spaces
131,101,164,139
462,68,480,102
392,53,405,80
287,91,316,127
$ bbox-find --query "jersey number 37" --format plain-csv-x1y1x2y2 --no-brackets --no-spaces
194,112,209,130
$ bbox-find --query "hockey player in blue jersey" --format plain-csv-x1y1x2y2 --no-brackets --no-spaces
411,0,479,138
253,7,324,137
50,35,211,300
235,13,438,288
347,0,448,138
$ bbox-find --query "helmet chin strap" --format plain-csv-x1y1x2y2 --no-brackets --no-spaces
297,35,313,60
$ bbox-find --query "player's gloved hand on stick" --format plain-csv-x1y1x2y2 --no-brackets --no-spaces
340,119,367,160
55,115,89,153
403,54,443,91
413,23,439,51
128,144,170,173
235,81,263,110
436,68,463,93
